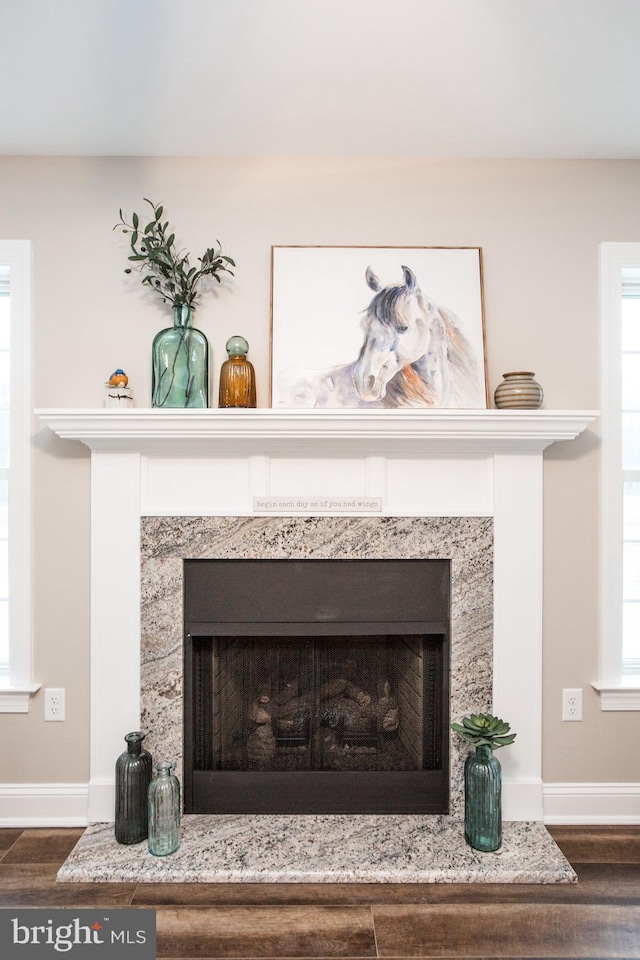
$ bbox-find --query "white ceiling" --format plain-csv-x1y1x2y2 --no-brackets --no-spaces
2,0,639,158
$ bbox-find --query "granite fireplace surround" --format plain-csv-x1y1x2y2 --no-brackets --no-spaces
141,515,490,819
58,514,575,884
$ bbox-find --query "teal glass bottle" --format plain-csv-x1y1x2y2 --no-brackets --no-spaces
114,731,152,845
464,744,502,852
148,761,181,856
152,304,208,408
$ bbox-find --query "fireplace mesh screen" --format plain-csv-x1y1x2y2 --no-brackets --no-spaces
192,635,443,774
184,558,449,813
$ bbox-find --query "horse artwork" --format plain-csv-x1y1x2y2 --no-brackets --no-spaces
274,261,486,409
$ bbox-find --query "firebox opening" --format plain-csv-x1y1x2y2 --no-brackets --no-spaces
183,559,450,814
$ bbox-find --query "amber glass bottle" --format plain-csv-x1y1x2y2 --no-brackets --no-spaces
218,336,256,408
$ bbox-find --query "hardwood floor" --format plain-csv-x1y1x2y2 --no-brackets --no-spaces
0,826,639,958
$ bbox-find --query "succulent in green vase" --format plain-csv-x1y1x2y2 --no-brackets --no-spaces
451,713,516,853
450,713,516,751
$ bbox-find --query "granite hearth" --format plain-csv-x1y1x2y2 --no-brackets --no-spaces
57,816,575,884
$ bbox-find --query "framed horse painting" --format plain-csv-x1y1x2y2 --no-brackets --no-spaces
270,246,488,409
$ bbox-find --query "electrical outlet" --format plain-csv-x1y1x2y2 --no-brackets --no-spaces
562,687,582,721
44,688,65,722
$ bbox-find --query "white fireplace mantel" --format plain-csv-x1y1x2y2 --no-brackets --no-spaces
37,407,595,455
38,407,597,825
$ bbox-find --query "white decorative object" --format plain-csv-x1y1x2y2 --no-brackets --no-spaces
105,385,134,408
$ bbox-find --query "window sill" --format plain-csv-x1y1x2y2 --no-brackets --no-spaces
0,683,41,713
592,681,640,711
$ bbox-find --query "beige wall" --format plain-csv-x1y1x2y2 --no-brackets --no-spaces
0,156,638,785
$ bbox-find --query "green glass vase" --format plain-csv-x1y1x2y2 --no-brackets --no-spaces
151,304,208,408
148,761,181,856
114,731,152,845
464,744,502,852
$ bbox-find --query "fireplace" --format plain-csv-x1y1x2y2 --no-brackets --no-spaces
183,558,450,813
37,408,595,824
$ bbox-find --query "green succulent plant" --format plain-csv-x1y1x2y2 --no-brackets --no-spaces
114,198,235,308
451,713,516,751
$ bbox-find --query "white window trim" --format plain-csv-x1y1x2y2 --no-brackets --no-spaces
0,240,39,712
593,242,640,710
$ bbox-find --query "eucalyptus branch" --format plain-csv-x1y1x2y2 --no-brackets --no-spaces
114,198,235,308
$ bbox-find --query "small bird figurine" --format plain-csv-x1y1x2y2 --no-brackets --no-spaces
108,369,129,387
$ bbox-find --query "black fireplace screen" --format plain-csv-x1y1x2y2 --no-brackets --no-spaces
194,634,441,773
183,559,450,814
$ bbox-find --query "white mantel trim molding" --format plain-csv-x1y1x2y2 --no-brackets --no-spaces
36,408,597,454
33,407,596,825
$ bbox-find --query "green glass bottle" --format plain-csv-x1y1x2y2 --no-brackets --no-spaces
114,731,152,845
148,761,181,856
152,304,208,408
464,744,502,852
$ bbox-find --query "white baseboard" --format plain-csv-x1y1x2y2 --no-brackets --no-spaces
0,784,89,826
1,781,639,827
87,777,115,825
502,777,544,822
543,782,640,824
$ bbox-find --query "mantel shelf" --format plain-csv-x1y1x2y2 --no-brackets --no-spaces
36,408,598,456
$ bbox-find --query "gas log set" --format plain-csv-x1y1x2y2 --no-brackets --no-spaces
246,673,403,771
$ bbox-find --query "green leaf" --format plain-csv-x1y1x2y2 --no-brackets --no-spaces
132,212,139,229
492,734,516,748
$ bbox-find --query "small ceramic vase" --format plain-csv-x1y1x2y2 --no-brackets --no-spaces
494,372,543,409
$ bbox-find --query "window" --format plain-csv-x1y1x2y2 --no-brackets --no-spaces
596,243,640,708
0,267,9,678
621,269,640,674
0,241,37,712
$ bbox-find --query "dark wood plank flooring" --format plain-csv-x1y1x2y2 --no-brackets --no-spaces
0,826,639,958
